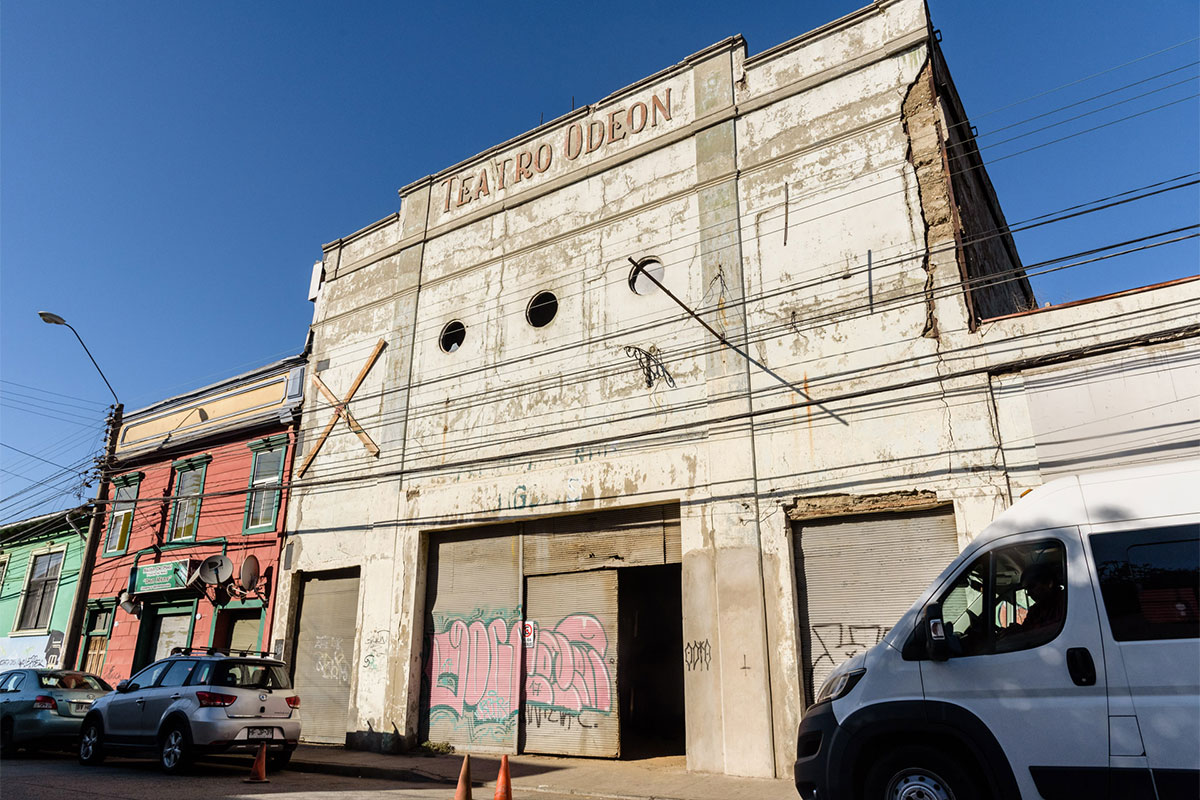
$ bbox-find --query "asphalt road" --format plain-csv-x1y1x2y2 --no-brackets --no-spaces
0,751,589,800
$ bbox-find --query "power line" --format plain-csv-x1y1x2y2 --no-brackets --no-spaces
0,443,76,472
303,177,1198,433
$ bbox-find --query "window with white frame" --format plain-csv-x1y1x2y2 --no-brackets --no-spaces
15,550,65,631
244,435,288,532
168,455,210,542
104,472,143,555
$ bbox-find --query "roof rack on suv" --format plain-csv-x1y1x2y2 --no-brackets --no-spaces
169,646,224,657
167,646,279,659
228,648,279,659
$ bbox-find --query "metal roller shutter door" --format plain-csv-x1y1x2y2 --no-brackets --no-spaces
523,569,619,757
293,571,360,744
423,527,521,752
794,506,959,704
523,504,681,575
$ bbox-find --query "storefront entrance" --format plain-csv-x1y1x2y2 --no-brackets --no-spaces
420,505,684,759
292,568,360,744
213,605,264,653
133,600,196,672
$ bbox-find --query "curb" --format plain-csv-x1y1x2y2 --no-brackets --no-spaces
205,754,454,784
286,758,450,783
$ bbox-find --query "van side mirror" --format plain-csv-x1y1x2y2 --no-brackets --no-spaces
923,602,950,662
116,680,130,693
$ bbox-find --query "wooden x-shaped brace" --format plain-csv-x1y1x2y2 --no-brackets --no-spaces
297,339,387,477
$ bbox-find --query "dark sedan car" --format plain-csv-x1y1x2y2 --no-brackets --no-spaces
0,669,111,755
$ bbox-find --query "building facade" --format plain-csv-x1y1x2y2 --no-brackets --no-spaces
274,0,1199,777
0,508,89,670
78,357,304,685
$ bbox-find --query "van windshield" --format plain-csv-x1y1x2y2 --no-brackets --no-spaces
209,661,291,690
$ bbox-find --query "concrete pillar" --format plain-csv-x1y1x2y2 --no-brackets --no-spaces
681,47,776,778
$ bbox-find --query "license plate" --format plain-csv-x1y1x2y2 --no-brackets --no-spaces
71,703,90,714
248,727,273,739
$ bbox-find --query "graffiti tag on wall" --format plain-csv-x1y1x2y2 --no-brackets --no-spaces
525,614,612,713
683,639,711,672
429,617,523,723
362,629,389,671
810,623,888,679
425,611,615,743
313,634,351,682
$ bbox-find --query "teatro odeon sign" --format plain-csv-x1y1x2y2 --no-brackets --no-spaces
437,87,675,215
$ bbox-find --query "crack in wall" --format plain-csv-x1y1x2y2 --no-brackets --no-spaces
900,58,943,341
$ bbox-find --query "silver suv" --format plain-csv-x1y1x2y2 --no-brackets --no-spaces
78,648,301,773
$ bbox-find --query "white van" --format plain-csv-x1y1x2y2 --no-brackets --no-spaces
792,460,1199,800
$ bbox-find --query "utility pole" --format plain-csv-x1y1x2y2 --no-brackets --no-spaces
38,310,121,670
62,402,122,670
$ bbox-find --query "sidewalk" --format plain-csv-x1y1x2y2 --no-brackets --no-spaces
281,744,798,800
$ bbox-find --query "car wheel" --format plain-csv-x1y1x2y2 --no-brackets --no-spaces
1,718,16,758
266,750,292,772
158,724,193,775
78,720,106,765
864,745,982,800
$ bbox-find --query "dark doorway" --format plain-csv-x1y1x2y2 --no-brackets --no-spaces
213,607,262,653
618,563,685,758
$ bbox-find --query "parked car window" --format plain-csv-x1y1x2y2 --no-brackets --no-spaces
212,661,291,690
128,660,170,690
0,672,19,691
187,661,214,686
1091,525,1199,641
38,672,110,691
159,660,197,688
936,540,1066,656
4,672,27,692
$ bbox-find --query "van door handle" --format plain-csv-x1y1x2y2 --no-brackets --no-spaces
170,694,182,700
135,698,145,706
1066,647,1096,686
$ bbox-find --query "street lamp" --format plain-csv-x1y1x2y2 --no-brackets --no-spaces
38,311,119,405
38,310,123,669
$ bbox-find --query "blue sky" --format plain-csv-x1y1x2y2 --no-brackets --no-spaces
2,1,1197,521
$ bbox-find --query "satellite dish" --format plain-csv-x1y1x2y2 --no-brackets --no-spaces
197,555,234,585
238,555,260,591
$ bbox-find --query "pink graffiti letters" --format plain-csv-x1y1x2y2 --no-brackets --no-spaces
429,617,522,722
525,613,612,713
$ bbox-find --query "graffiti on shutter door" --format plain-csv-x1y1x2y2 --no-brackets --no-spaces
522,570,619,756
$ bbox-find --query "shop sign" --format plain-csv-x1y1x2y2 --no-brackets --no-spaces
132,559,192,593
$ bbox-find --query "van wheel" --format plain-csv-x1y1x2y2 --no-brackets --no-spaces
78,720,106,765
864,745,981,800
159,724,193,774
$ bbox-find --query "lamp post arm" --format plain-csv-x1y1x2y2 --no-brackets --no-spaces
64,322,119,405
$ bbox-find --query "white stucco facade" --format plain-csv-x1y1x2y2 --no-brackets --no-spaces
272,0,1200,777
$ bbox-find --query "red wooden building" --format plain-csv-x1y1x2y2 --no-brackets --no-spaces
76,357,305,683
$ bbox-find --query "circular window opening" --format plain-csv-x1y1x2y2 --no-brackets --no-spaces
526,291,558,328
439,320,466,352
628,257,665,295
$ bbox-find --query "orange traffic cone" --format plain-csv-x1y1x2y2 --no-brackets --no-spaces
493,754,512,800
243,742,269,783
453,753,472,800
